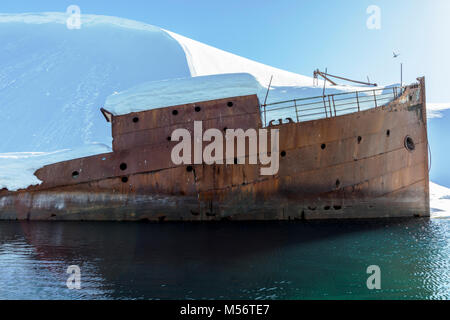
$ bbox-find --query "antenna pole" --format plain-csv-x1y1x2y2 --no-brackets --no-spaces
322,68,327,96
400,63,403,87
263,75,273,106
262,76,273,127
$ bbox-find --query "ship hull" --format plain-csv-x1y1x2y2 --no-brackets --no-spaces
0,79,430,221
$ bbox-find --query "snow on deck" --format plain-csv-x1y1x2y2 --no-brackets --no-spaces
104,73,264,116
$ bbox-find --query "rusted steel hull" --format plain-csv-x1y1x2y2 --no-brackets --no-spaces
0,79,430,221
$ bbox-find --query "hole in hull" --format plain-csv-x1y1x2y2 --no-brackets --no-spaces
404,136,415,151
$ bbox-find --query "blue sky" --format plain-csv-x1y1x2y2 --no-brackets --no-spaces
1,0,450,186
1,0,449,102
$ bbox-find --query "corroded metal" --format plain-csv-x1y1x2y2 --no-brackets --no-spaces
0,79,430,221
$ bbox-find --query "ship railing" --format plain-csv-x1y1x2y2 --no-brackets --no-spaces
260,86,405,127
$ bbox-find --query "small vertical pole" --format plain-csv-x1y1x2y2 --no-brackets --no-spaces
322,67,328,118
332,95,336,116
264,104,267,127
328,95,333,117
373,90,378,108
401,63,403,87
323,97,328,118
294,100,299,122
356,91,360,112
263,75,273,127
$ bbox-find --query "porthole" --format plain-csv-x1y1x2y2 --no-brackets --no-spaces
386,130,390,137
227,101,233,107
72,171,79,179
167,136,171,141
194,106,201,112
280,151,287,157
357,136,362,144
132,117,139,123
186,165,193,172
172,110,178,116
121,176,129,183
404,136,415,151
119,163,127,171
336,179,341,188
321,144,326,150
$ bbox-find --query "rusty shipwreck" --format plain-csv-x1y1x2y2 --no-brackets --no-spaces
0,77,430,221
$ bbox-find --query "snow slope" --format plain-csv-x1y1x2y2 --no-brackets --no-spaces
427,103,450,119
0,143,111,191
430,182,450,218
0,13,190,153
165,30,314,88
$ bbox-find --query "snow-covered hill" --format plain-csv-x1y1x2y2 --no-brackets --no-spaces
0,13,189,152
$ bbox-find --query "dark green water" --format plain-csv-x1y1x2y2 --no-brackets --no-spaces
0,219,448,300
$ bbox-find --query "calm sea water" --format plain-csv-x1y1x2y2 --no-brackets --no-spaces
0,218,449,300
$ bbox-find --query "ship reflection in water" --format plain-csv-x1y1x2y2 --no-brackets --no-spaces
0,219,449,300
